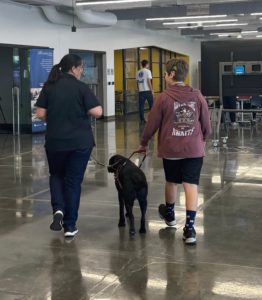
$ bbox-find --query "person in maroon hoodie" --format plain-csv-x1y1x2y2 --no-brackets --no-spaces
139,59,211,245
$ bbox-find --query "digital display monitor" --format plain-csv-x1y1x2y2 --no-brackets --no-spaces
233,65,245,75
224,65,232,72
252,64,261,72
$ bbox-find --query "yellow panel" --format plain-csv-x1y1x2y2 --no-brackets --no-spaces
152,78,161,93
114,50,123,92
152,63,160,78
152,48,159,62
139,48,149,62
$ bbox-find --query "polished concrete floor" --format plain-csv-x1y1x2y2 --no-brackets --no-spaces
1,116,262,300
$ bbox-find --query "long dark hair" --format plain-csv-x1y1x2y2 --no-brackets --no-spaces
45,54,83,85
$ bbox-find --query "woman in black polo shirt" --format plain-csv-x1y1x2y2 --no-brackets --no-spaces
36,54,102,237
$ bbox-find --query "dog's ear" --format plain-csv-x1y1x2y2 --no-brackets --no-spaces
109,155,117,166
108,155,117,173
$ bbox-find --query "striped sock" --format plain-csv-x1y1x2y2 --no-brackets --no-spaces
185,210,196,230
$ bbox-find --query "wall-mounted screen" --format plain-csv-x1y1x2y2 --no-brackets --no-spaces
252,64,261,72
233,65,245,75
224,65,232,72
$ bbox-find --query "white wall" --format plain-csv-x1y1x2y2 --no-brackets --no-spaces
0,2,201,117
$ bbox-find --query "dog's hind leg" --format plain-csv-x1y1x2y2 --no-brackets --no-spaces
137,189,148,234
118,193,125,227
124,200,135,236
138,199,147,234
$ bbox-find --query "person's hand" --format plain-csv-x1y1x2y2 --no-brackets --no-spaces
137,145,148,154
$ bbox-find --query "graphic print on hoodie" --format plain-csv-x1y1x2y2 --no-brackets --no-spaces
172,101,196,137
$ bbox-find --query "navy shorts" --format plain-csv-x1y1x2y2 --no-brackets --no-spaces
163,157,203,185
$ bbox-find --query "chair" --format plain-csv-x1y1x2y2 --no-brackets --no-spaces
250,96,262,121
115,91,124,115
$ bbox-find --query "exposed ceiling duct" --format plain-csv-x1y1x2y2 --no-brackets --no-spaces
5,0,262,40
75,9,117,26
41,6,117,28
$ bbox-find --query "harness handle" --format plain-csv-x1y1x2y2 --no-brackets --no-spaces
128,150,147,169
91,150,148,169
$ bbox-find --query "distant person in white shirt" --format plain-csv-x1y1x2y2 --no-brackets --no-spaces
136,60,154,124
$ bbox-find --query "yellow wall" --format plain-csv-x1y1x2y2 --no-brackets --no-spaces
139,48,149,61
114,50,123,93
114,47,191,106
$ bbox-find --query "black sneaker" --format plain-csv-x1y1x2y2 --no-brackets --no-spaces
64,226,78,238
183,227,196,245
158,204,176,226
50,210,63,231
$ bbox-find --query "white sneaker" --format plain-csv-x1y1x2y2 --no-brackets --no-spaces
64,227,78,237
50,210,63,231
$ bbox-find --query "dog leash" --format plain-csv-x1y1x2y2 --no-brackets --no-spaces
91,150,148,170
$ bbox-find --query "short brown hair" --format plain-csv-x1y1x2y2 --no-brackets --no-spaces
166,59,189,82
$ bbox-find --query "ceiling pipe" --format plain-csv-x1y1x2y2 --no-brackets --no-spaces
75,8,117,26
41,5,117,28
41,6,85,27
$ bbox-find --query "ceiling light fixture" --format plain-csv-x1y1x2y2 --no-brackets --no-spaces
203,23,248,28
76,0,150,5
163,19,238,26
178,25,200,29
146,15,227,21
241,30,258,34
210,32,238,36
256,35,262,38
251,12,262,16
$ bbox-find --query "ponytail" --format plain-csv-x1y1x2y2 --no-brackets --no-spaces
44,54,82,86
45,63,62,86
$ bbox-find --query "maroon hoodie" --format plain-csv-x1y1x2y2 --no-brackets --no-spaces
140,84,212,158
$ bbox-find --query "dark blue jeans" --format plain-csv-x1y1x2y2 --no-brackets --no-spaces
139,91,153,121
223,96,236,123
46,147,92,228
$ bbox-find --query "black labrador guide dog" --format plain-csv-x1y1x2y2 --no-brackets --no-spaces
108,154,148,236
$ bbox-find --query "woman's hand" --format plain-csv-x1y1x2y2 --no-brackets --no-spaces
137,145,148,154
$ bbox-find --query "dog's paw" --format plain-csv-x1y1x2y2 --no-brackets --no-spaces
118,221,126,227
129,229,136,236
139,228,146,234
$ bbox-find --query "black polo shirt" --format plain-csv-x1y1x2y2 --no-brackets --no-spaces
36,73,100,151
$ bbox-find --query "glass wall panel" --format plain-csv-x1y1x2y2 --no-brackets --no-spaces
125,62,137,78
125,48,137,62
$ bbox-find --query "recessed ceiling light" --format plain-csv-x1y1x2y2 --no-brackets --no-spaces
251,12,262,16
146,15,227,21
